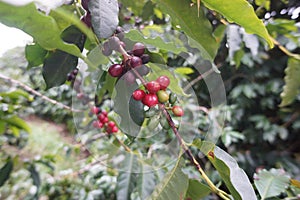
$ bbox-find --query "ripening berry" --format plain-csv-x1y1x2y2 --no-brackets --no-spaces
157,90,169,103
91,106,100,115
92,120,103,128
172,105,184,117
130,56,142,68
146,81,161,94
132,89,146,101
142,94,158,107
108,64,123,77
132,42,145,57
156,76,170,90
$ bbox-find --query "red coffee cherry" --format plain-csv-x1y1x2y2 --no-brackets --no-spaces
107,121,116,128
142,94,158,107
146,81,161,94
132,89,146,101
156,75,170,90
92,120,103,128
91,106,100,115
108,64,123,77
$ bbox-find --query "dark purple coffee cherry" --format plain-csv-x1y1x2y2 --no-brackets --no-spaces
115,26,124,34
108,36,121,52
130,56,142,68
141,54,150,64
132,42,145,57
82,0,89,11
81,12,92,28
108,64,123,77
102,41,112,56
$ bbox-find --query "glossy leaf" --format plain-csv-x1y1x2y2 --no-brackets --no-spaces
280,58,300,107
155,0,218,59
137,165,156,199
202,0,273,48
0,2,82,57
43,25,86,88
254,168,290,199
125,29,187,54
116,154,137,200
147,158,188,200
0,159,13,187
185,179,211,199
28,164,41,189
199,141,257,200
25,43,48,68
89,0,119,39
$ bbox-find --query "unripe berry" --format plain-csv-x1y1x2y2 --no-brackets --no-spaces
156,76,170,90
172,105,184,117
146,81,161,94
130,56,142,68
132,42,145,57
157,90,169,103
132,89,146,101
142,94,158,107
108,64,123,77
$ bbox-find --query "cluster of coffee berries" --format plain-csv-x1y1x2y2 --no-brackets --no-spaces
107,41,150,83
132,75,184,117
81,0,92,28
67,68,79,82
91,107,118,134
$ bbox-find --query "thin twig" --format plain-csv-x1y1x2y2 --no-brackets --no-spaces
183,67,215,92
0,72,82,113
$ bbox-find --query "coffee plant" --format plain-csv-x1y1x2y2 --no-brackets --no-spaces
0,0,300,199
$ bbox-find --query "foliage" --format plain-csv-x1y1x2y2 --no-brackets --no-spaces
0,0,299,199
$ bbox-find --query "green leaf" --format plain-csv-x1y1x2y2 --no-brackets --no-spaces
25,43,48,68
202,0,274,48
0,2,82,57
147,63,188,96
147,158,188,200
280,58,300,107
254,168,290,199
137,165,156,199
125,29,187,54
119,0,146,16
3,115,31,133
174,67,194,75
0,159,13,187
28,164,41,189
42,25,86,88
154,0,218,59
129,98,145,126
116,154,137,200
199,141,256,200
185,179,211,199
89,0,119,39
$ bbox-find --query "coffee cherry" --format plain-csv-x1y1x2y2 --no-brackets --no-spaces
102,117,109,123
97,113,106,122
112,126,119,133
82,0,89,10
102,41,112,56
108,64,123,77
81,12,92,28
130,56,142,68
115,26,123,34
142,94,158,107
67,73,75,81
141,54,150,64
146,81,160,94
108,36,121,51
92,120,103,128
107,121,116,128
91,106,100,115
132,89,146,101
172,105,184,117
132,42,145,57
101,110,108,117
157,90,169,103
169,93,177,104
156,76,170,90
